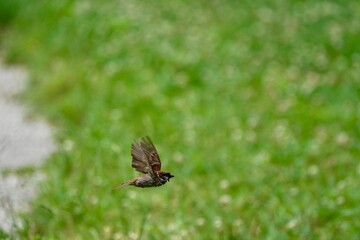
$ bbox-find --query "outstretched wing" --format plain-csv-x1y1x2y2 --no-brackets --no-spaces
131,136,162,174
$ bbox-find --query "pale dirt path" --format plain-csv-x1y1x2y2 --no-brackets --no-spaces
0,64,56,233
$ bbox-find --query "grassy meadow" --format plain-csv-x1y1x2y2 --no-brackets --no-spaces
1,0,360,239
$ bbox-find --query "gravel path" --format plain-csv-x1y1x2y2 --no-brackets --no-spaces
0,64,55,234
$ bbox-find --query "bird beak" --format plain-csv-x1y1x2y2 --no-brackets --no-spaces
168,174,174,181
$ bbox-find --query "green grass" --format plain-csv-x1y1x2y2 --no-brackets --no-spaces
2,0,360,239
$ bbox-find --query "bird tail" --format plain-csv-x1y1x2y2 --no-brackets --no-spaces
113,180,134,190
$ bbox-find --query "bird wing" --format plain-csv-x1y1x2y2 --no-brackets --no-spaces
131,136,162,174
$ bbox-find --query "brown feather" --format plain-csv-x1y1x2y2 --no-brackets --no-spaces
131,136,162,174
131,138,151,174
140,136,162,172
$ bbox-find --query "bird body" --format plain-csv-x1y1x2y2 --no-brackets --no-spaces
114,136,174,189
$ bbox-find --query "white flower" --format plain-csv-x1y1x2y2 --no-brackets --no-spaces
219,195,231,206
336,132,349,146
214,217,222,229
219,180,229,190
286,218,299,229
307,165,319,176
196,218,205,226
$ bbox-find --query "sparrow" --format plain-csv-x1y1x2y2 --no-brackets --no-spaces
114,136,174,188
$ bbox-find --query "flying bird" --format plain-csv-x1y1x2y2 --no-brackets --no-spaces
114,136,174,188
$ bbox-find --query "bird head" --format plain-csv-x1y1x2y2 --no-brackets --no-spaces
158,171,174,182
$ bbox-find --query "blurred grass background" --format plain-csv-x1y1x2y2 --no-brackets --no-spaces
1,0,360,239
